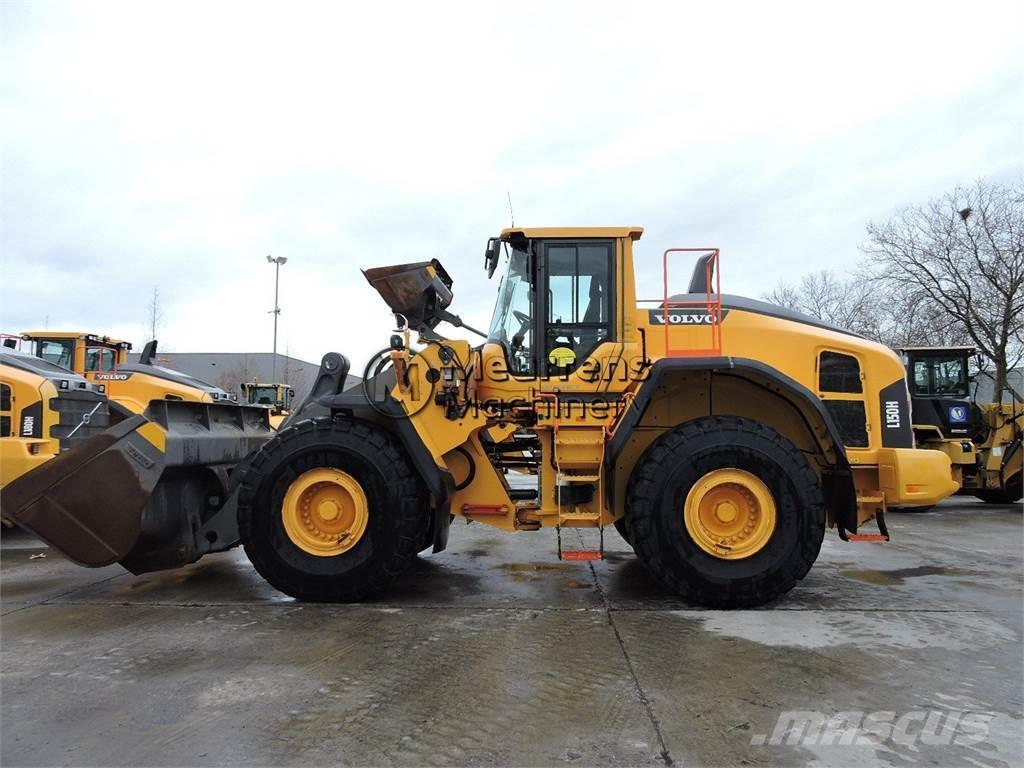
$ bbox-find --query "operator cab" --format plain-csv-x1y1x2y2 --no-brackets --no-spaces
487,228,638,378
22,332,130,374
901,346,981,439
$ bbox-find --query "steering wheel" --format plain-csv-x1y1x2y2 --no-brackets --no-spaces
513,310,530,326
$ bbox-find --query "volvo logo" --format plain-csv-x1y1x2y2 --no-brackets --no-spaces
647,309,730,325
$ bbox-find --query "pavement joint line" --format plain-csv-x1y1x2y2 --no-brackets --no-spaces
578,533,674,767
0,572,129,617
13,599,995,614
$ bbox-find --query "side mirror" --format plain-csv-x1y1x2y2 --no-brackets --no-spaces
484,237,502,279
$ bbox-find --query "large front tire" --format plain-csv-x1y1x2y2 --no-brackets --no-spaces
625,416,826,608
237,417,427,602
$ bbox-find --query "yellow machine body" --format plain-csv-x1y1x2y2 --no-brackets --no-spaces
0,349,113,494
21,331,236,413
380,228,956,538
2,225,961,607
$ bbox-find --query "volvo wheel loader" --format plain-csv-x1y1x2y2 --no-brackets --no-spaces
0,348,116,494
1,339,273,567
2,227,957,607
20,332,238,411
902,346,1022,504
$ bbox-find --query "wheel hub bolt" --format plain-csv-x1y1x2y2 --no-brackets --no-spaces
317,499,341,522
714,500,738,523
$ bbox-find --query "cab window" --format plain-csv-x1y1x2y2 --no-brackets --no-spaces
931,357,967,397
543,242,613,374
487,247,535,376
912,360,929,395
249,386,280,405
36,339,74,369
85,347,117,372
910,355,969,398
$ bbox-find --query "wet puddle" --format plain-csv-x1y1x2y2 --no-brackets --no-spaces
842,565,977,585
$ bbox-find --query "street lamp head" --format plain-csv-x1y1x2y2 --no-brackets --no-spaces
266,254,274,264
278,257,288,265
266,255,288,266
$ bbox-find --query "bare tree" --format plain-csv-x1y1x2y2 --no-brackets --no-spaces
764,270,889,341
147,287,162,342
863,179,1024,401
281,343,308,396
216,356,257,399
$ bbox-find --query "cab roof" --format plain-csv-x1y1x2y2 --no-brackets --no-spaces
500,226,643,241
22,331,131,349
900,345,976,353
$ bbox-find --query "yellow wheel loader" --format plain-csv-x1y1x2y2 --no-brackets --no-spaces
0,348,115,492
903,346,1023,505
20,332,238,412
2,227,958,607
241,381,295,429
1,339,274,567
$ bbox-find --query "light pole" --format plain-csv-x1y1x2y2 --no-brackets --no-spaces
267,255,288,380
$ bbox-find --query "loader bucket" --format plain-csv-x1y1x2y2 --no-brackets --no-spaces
362,260,454,330
1,401,272,571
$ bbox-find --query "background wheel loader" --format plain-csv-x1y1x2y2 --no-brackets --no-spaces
0,348,115,493
902,346,1022,505
20,331,239,411
241,381,295,429
0,335,274,568
2,227,958,607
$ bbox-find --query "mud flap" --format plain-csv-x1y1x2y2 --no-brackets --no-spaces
2,402,273,571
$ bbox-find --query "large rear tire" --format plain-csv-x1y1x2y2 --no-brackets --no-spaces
237,417,427,602
625,416,826,608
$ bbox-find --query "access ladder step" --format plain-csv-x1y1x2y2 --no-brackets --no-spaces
844,533,889,542
560,550,603,561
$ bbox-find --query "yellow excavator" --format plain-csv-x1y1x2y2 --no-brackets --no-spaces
903,346,1022,504
2,227,958,606
241,381,295,429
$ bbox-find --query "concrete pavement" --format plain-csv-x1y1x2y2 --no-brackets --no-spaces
2,497,1021,767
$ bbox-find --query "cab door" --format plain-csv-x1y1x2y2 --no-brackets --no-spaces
536,239,618,390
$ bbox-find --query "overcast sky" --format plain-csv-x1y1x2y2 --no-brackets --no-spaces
2,1,1022,371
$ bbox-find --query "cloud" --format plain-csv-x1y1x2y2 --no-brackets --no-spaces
2,0,1022,370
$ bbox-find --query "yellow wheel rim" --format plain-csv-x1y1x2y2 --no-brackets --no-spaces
684,468,776,560
281,468,369,557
